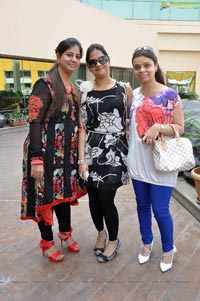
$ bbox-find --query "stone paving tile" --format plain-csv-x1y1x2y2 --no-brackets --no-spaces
0,127,200,301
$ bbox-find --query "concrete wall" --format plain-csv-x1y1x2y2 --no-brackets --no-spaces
0,0,156,68
1,0,200,94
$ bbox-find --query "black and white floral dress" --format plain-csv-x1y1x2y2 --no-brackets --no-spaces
80,81,129,188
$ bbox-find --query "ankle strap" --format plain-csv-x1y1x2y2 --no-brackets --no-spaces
162,250,173,257
141,246,151,254
40,239,54,250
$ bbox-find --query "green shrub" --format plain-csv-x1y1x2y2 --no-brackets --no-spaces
179,89,199,100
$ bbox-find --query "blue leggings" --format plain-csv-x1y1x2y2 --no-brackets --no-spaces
132,179,174,252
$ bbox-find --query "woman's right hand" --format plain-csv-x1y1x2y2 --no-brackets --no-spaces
31,165,44,182
78,163,89,181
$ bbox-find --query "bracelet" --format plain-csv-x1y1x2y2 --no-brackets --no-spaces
78,159,85,165
160,124,165,133
31,159,44,166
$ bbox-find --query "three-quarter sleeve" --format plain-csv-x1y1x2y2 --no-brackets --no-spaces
28,79,52,160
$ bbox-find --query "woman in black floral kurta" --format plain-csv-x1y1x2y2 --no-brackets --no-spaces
78,43,132,263
21,38,87,262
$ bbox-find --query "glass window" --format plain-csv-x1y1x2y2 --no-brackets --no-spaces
5,71,13,78
110,67,134,88
81,0,200,21
20,70,31,77
38,70,47,78
24,83,31,88
7,83,14,89
103,0,133,18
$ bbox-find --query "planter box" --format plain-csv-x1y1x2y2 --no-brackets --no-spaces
9,120,27,127
191,167,200,205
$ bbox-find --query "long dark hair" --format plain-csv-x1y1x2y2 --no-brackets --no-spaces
48,37,83,117
86,43,110,64
131,46,166,85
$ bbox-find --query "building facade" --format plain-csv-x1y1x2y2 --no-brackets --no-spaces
0,0,200,112
79,0,200,21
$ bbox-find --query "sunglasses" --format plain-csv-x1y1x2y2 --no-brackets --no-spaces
87,55,108,68
133,46,154,56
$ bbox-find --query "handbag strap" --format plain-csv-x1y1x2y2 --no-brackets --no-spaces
158,123,182,150
169,124,180,138
160,124,179,140
170,124,184,147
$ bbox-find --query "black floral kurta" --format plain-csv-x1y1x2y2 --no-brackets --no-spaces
80,81,129,188
21,78,87,225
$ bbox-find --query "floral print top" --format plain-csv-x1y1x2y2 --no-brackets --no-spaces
21,78,86,225
127,87,180,187
80,81,129,188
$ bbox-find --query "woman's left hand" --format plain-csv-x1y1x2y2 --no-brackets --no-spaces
31,164,44,182
142,124,160,144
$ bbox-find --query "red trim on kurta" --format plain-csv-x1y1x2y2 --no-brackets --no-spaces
21,216,43,223
21,187,88,226
37,206,53,225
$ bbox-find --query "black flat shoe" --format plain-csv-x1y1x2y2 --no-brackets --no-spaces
97,239,121,263
94,231,107,256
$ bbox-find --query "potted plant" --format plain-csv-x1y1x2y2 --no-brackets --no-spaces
6,110,27,127
191,167,200,205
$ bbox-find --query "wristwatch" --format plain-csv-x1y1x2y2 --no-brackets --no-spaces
78,159,85,165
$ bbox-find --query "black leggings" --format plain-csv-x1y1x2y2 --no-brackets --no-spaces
38,202,71,241
86,184,118,241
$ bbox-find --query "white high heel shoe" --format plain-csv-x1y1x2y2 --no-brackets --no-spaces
160,245,177,273
138,241,153,264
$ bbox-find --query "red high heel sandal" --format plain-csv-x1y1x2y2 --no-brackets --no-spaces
58,228,80,253
39,239,64,262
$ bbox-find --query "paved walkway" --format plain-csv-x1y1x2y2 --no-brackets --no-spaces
0,126,200,301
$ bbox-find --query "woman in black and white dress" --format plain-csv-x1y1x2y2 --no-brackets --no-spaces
78,43,132,262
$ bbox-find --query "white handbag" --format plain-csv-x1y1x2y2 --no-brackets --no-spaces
152,124,196,172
